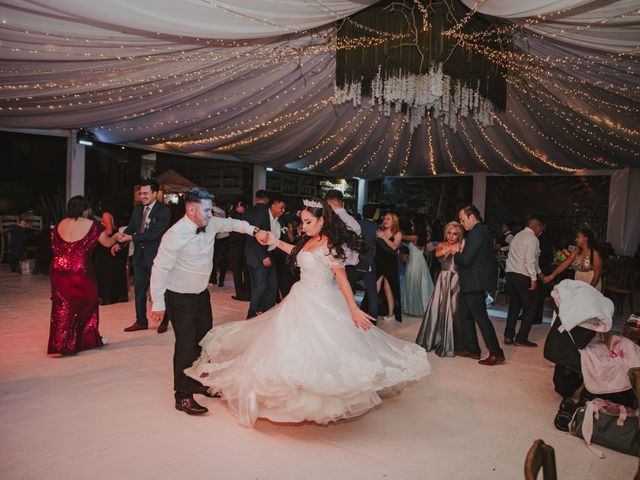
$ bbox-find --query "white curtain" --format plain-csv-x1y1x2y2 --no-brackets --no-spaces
0,0,638,176
1,0,377,39
461,0,640,52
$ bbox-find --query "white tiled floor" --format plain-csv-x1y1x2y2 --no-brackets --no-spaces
0,268,636,479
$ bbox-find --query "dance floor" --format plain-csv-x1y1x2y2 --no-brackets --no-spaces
0,269,636,480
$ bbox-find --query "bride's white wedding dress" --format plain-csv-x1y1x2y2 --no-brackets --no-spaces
185,246,430,427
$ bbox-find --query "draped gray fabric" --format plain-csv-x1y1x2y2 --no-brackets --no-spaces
0,0,638,177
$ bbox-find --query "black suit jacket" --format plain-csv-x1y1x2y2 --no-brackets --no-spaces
124,202,171,267
356,218,378,271
454,222,497,293
243,203,270,268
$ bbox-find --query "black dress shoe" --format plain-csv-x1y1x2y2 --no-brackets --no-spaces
455,350,481,360
193,385,221,398
231,295,249,302
175,397,208,415
514,339,538,348
157,322,169,334
124,322,148,332
478,355,506,366
504,336,514,345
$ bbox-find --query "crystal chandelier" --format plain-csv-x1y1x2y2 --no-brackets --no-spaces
333,64,495,131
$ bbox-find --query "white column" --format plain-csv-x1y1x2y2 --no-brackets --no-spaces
66,130,85,201
252,166,266,202
472,173,487,219
607,168,633,255
356,178,367,215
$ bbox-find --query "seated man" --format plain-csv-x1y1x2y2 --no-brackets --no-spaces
8,216,33,272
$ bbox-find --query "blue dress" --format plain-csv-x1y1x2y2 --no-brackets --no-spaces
401,242,434,316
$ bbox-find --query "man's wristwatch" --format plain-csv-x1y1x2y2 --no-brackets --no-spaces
252,227,260,237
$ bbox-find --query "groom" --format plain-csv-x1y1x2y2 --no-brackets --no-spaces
149,188,267,415
454,205,505,366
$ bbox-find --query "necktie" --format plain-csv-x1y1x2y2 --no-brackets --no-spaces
196,226,206,234
139,206,150,233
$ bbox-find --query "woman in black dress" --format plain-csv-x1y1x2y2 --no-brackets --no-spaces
375,212,403,322
93,197,128,305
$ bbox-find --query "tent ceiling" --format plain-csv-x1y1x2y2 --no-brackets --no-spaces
0,0,638,178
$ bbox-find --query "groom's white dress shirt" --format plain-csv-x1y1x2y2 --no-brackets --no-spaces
150,215,255,311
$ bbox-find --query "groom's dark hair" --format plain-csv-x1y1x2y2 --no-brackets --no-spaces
184,188,214,204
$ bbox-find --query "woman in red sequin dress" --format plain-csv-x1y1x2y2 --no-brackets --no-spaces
48,196,120,355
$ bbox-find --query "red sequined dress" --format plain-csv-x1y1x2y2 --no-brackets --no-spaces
48,221,104,354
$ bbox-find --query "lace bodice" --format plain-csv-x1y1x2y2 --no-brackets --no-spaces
297,247,344,288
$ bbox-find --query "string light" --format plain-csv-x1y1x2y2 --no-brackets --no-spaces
506,104,619,168
328,114,382,172
474,119,532,173
491,114,579,173
425,118,437,175
439,123,464,174
301,108,371,170
398,128,414,176
359,116,401,175
459,121,489,170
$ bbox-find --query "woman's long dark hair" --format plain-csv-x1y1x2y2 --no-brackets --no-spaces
291,198,366,267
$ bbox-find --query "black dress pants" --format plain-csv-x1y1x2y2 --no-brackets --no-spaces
166,289,212,400
247,262,277,318
459,290,503,357
228,240,250,299
133,263,151,326
504,272,538,342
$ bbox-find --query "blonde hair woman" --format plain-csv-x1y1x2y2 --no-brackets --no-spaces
416,221,466,357
375,212,403,322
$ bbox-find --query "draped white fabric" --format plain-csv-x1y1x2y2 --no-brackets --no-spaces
0,0,377,39
461,0,640,52
0,0,638,177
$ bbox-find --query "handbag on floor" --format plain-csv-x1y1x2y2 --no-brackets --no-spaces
570,398,640,457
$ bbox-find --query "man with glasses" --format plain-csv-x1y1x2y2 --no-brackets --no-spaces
454,205,505,366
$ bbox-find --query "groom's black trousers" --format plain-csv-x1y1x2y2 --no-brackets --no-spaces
166,289,212,400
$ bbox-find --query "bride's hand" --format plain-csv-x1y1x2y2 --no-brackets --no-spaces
350,306,374,331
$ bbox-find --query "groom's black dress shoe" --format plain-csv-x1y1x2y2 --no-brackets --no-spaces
157,322,169,334
193,385,221,398
478,355,506,366
175,397,208,415
514,339,537,348
124,322,148,332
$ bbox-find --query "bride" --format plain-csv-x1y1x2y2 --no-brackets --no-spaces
185,198,430,427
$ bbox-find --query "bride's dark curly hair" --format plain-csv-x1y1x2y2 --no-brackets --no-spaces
291,198,367,267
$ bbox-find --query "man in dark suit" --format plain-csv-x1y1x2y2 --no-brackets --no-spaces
116,179,171,333
243,190,280,318
352,204,379,324
454,205,505,366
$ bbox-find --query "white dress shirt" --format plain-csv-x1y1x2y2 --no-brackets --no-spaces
333,207,360,266
505,227,541,281
150,215,255,311
268,209,280,252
